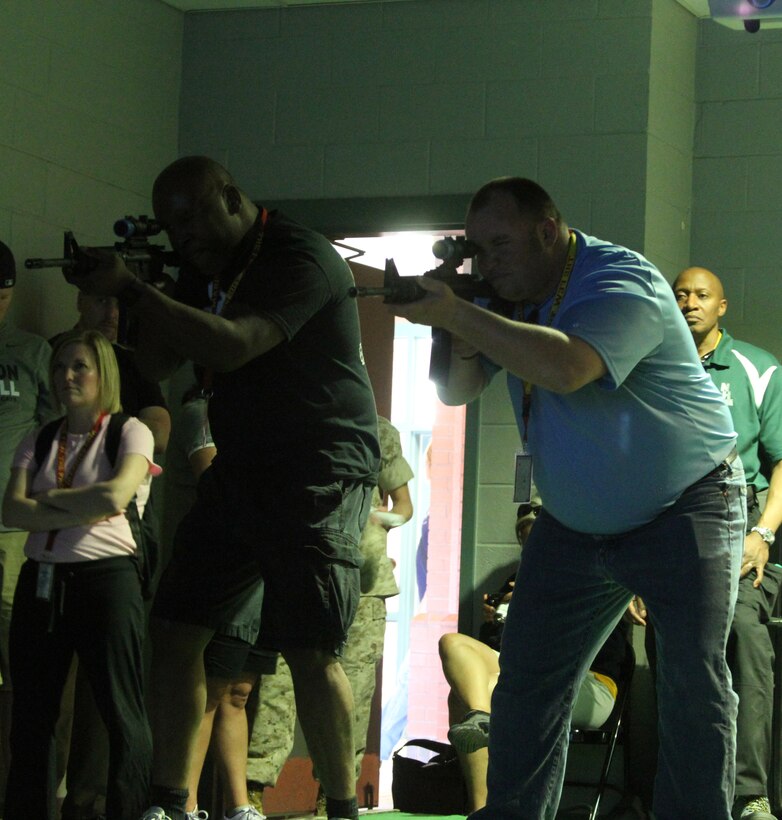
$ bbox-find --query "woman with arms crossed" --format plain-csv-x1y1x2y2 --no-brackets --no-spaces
2,329,160,820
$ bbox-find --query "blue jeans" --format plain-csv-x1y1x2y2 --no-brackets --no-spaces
472,457,745,820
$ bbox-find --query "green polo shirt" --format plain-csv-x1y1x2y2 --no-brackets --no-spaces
703,328,782,491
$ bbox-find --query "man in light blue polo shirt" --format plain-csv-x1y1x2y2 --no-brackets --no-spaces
389,177,745,820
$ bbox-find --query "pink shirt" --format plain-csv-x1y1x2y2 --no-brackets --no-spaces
13,415,161,563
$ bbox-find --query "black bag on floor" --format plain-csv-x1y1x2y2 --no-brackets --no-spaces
392,738,468,815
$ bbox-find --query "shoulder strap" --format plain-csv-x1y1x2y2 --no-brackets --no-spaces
396,738,455,757
36,413,132,472
34,417,66,471
105,413,131,468
109,411,158,599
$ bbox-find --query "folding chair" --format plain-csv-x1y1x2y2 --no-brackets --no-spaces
563,639,636,819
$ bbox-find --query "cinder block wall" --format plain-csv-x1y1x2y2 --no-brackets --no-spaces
0,0,182,340
179,0,668,615
692,19,782,358
5,0,777,790
181,0,654,249
645,0,698,278
6,2,777,613
177,0,695,764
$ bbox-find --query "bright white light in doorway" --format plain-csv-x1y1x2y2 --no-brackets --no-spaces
333,233,451,277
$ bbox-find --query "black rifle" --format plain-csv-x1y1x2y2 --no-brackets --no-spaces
25,216,179,346
25,215,179,282
349,237,508,384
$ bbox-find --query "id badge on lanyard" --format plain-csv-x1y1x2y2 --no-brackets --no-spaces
513,445,533,504
36,562,55,601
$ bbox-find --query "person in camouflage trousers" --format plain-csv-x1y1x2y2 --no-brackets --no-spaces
246,417,414,812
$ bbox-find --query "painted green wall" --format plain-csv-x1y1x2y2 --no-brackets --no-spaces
2,0,777,799
5,0,779,652
178,0,665,626
0,0,183,340
692,19,782,359
180,0,654,246
645,0,698,278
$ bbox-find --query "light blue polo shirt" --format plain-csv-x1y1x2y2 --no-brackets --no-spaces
484,231,737,534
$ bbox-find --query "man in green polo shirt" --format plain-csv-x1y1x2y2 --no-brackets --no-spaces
674,266,782,820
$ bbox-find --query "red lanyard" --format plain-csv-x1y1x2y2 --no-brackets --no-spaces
520,231,578,443
45,412,107,552
201,208,268,397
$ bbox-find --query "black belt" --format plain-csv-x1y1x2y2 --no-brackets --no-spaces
707,446,738,477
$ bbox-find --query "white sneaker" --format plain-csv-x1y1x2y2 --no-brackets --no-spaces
187,810,209,820
140,809,173,820
224,808,266,820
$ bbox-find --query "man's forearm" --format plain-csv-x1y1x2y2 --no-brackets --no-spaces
758,460,782,533
436,351,488,406
128,282,269,374
138,406,171,455
134,311,184,383
445,299,606,394
388,485,414,524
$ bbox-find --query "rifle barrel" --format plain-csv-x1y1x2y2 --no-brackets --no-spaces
25,257,73,269
349,286,392,298
25,251,155,270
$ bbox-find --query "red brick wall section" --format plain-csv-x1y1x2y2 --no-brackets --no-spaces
406,402,465,742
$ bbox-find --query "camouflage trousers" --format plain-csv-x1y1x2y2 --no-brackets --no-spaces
247,595,387,786
0,530,27,687
0,531,27,814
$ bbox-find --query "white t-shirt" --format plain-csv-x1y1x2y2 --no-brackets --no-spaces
13,415,161,562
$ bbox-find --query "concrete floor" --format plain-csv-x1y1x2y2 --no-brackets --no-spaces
260,753,654,819
265,792,652,819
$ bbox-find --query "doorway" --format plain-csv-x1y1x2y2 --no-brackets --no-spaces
257,227,470,815
346,234,468,808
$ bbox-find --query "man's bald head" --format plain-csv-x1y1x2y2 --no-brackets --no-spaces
672,266,728,353
152,156,235,209
673,266,725,300
151,156,258,276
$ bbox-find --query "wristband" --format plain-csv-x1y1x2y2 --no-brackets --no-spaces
118,277,147,307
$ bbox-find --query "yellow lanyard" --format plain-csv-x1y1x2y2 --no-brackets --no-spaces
700,330,723,366
525,230,578,328
520,231,578,442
